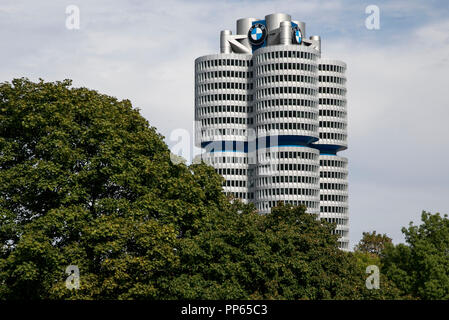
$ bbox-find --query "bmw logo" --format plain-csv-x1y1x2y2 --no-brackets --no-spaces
248,23,267,46
292,26,302,44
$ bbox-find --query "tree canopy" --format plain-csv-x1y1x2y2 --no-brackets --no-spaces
165,202,368,299
382,211,449,300
354,231,392,256
0,79,447,300
0,78,361,299
0,78,229,299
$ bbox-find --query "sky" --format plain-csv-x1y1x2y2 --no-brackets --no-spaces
1,0,448,248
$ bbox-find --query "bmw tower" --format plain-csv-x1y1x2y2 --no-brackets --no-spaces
194,13,349,250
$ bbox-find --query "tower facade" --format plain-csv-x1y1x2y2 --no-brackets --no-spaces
194,13,349,250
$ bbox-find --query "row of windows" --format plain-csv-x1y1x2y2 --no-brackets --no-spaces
318,75,346,84
257,110,317,121
257,175,319,186
205,156,345,167
198,105,254,116
257,122,317,132
256,50,317,63
319,109,346,118
257,200,319,210
320,182,347,191
200,113,340,125
256,74,317,86
338,241,349,249
197,82,344,97
199,93,253,104
319,98,346,107
320,171,347,179
319,64,345,73
206,169,345,186
261,150,318,161
257,188,319,197
257,86,317,98
256,62,317,75
333,229,349,238
204,156,346,169
320,194,348,202
201,116,254,126
320,159,347,168
319,87,346,95
197,79,343,95
319,132,347,141
322,217,349,226
197,70,253,81
225,191,254,200
258,163,319,172
256,98,317,109
319,121,347,130
216,168,247,176
201,128,248,137
321,206,348,214
224,179,247,188
203,156,248,164
197,58,252,70
197,82,254,93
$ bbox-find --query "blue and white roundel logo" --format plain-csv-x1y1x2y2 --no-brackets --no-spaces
251,27,263,41
248,23,267,46
292,26,302,44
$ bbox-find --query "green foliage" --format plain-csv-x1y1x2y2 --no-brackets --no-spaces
351,230,406,298
0,78,366,300
354,231,392,256
0,78,229,299
163,202,364,299
382,211,449,300
350,250,405,299
1,78,447,300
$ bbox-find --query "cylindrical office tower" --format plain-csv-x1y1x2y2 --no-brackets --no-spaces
194,13,349,249
194,53,254,202
253,45,320,214
314,58,349,250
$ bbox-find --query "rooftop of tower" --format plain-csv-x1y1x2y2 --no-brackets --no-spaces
220,13,321,54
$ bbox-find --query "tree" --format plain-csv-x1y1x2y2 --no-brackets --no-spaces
161,202,368,300
354,231,392,256
0,78,230,299
351,249,405,299
0,78,417,300
382,211,449,300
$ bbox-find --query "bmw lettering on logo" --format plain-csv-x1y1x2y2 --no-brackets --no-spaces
248,23,267,46
292,26,302,44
